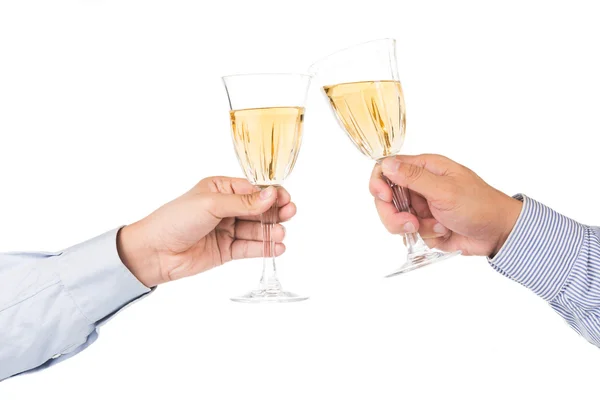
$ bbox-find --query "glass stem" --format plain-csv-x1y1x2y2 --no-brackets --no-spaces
383,176,430,257
258,201,282,293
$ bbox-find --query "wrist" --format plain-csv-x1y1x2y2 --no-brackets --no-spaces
117,223,163,288
490,194,523,257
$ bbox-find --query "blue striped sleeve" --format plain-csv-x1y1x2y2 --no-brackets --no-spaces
489,194,600,348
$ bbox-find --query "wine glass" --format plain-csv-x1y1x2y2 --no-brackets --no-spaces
222,73,311,303
309,39,460,278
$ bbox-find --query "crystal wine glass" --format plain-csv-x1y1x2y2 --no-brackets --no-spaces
309,39,460,278
222,73,311,303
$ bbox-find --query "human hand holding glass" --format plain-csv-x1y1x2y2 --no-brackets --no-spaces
222,73,311,302
309,39,460,277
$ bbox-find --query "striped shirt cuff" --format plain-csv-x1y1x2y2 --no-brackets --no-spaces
488,195,586,301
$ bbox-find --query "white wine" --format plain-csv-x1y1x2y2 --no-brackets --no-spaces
323,80,406,160
230,106,304,186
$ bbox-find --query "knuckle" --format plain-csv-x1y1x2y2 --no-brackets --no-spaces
240,194,256,212
197,176,236,194
198,176,216,189
425,154,453,175
212,177,226,193
404,163,424,182
191,178,212,194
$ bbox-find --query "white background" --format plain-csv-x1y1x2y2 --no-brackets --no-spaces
1,0,599,398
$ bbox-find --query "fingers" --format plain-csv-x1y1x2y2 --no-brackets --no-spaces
235,221,286,241
196,176,257,195
195,177,296,222
410,191,432,218
231,240,286,260
381,156,448,200
422,234,453,252
195,177,293,208
374,193,449,238
278,202,296,222
394,154,455,176
203,186,277,219
369,164,393,202
236,187,296,222
235,201,297,222
374,198,420,234
417,218,450,239
275,186,291,207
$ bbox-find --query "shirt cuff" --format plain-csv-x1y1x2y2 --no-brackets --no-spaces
488,194,586,301
54,228,151,323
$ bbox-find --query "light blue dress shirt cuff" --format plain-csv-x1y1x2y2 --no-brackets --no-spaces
56,227,151,323
488,194,586,301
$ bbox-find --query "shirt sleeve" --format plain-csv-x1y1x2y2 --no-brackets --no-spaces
488,194,600,347
0,228,152,381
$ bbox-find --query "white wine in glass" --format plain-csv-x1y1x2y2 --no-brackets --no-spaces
223,73,310,303
323,80,406,160
310,39,460,278
230,106,304,186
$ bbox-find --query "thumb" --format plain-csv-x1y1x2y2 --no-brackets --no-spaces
205,186,277,219
381,155,446,199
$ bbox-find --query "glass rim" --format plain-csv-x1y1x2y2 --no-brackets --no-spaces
222,72,313,80
308,37,397,74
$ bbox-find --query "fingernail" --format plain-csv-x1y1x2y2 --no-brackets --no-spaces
433,223,447,234
382,157,401,174
260,186,274,200
378,193,386,201
403,222,416,233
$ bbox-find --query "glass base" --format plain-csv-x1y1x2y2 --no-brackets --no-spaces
230,289,309,304
385,250,461,278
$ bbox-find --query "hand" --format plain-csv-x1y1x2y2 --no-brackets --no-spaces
369,154,522,257
116,177,296,287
